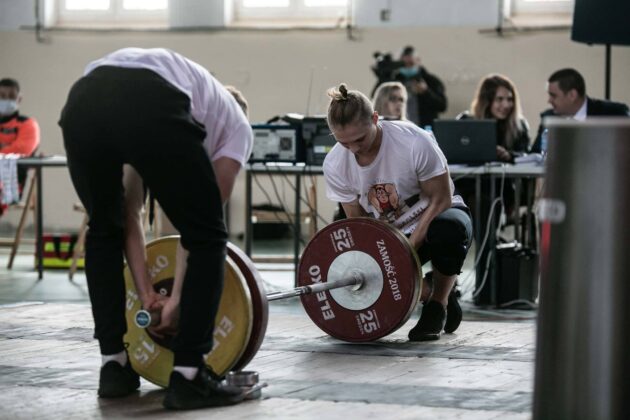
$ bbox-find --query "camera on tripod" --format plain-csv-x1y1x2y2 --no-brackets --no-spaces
371,51,403,94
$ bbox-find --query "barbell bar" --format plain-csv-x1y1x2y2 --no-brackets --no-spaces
136,271,365,328
123,217,423,387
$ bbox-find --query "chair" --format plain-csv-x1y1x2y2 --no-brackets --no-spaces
68,203,88,280
1,170,37,269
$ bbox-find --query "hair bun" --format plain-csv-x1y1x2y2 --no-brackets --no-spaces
339,84,348,100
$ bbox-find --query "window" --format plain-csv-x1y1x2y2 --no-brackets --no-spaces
512,0,575,15
504,0,574,28
58,0,168,27
235,0,349,24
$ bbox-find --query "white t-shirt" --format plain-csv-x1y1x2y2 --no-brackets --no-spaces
324,120,465,235
84,48,253,166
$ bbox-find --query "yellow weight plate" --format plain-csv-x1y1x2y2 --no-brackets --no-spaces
123,236,253,387
204,254,253,376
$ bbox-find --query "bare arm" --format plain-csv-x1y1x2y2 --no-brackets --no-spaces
122,165,161,308
213,157,243,204
408,172,452,249
341,201,370,218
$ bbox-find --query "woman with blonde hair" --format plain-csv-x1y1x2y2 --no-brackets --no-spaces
459,74,530,161
372,81,407,121
323,83,472,341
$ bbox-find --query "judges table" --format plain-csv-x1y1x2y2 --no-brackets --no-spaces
245,162,545,293
17,156,68,280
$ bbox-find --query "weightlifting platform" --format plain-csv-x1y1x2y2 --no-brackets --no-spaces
0,297,534,419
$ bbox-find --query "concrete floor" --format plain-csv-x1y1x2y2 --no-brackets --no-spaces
0,244,536,419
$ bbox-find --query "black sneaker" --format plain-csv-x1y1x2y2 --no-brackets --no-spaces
163,367,245,410
423,271,462,334
444,286,463,334
98,360,140,398
408,301,446,341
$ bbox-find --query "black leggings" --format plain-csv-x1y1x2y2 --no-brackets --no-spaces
59,66,226,367
415,207,473,276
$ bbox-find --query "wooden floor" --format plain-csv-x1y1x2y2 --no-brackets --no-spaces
0,250,536,419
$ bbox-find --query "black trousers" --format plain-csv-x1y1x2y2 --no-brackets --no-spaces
59,66,226,367
415,207,473,276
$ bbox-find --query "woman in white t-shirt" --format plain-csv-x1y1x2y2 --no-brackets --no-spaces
59,48,252,410
323,83,472,342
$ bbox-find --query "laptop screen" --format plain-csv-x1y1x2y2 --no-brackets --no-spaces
432,119,497,165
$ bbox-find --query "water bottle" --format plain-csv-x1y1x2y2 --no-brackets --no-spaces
424,125,436,140
541,128,549,158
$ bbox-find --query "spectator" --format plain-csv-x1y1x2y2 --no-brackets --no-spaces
394,46,447,128
372,81,408,121
0,78,40,156
531,68,630,153
458,74,530,162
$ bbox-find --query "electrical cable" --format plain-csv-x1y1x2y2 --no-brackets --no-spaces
264,166,306,246
252,173,288,225
450,165,487,182
280,169,329,227
458,164,508,300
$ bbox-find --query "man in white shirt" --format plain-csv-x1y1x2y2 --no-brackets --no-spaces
59,48,253,410
323,84,473,342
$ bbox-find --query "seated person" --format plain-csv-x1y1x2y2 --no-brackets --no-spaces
531,68,630,153
0,77,40,156
456,74,531,220
323,83,473,341
457,74,530,162
372,81,408,121
0,78,41,210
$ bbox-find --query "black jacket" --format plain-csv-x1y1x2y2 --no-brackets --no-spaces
531,97,630,153
394,66,447,128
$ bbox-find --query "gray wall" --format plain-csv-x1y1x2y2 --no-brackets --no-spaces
1,2,629,236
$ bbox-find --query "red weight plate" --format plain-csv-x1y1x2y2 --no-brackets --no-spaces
298,218,421,342
227,242,269,371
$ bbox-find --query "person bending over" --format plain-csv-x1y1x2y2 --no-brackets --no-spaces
59,48,253,410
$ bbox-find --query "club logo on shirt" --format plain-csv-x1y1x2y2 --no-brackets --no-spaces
367,183,410,223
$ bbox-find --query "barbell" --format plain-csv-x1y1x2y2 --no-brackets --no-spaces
123,217,423,387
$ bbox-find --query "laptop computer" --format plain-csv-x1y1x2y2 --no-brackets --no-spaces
432,119,497,165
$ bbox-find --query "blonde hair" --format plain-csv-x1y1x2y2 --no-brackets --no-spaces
326,83,374,129
372,81,407,120
225,85,249,117
470,74,523,148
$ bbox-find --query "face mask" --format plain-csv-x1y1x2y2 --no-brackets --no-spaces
398,66,419,78
0,100,18,116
